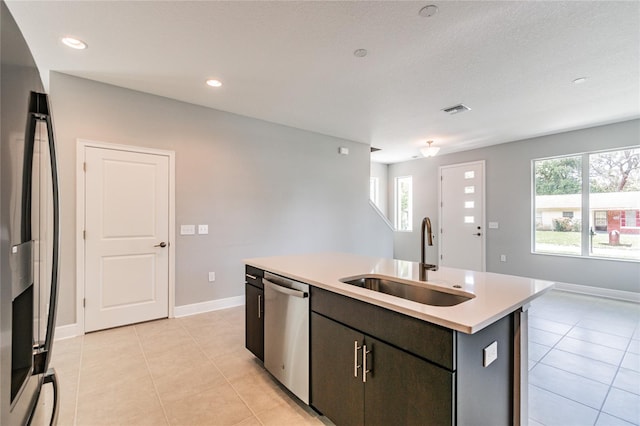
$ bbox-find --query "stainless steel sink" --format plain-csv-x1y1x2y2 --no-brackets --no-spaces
340,276,472,307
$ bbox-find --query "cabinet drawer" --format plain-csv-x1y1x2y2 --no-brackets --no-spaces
311,287,455,370
245,265,264,289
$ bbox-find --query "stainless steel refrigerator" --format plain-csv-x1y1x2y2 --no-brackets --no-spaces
1,1,60,424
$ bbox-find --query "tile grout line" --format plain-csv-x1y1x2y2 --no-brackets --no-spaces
133,324,172,426
528,316,602,424
530,293,640,426
179,315,264,426
593,320,640,426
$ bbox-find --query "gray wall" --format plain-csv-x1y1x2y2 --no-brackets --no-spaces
50,72,393,326
390,119,640,293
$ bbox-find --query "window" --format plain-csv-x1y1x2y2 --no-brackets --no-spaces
369,177,379,207
533,147,640,261
395,176,413,231
589,149,640,260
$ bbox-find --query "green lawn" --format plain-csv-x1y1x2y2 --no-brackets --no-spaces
535,231,640,260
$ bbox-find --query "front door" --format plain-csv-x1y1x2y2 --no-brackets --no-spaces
84,146,170,332
439,161,485,271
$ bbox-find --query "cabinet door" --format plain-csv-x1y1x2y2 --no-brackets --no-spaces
311,313,364,426
245,283,264,361
364,336,454,426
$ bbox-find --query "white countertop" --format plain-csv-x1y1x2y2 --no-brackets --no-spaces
244,252,555,334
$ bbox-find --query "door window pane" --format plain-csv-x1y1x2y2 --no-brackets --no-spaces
464,186,475,194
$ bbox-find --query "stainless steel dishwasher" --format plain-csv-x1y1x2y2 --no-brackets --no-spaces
263,272,309,404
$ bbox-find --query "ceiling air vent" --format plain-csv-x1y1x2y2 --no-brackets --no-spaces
442,104,471,115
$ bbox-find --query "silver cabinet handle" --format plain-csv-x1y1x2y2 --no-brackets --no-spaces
354,341,362,378
246,274,257,280
263,278,308,298
363,344,371,383
257,294,261,319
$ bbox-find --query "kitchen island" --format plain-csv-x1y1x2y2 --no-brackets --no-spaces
244,252,555,426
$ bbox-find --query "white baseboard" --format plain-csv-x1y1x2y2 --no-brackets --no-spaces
54,322,83,340
54,296,245,339
554,282,640,303
174,295,245,318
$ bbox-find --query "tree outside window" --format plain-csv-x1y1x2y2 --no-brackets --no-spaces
589,149,640,260
534,156,582,255
533,147,640,261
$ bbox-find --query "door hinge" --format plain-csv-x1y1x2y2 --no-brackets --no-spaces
83,230,86,239
440,254,443,260
83,298,86,308
83,162,86,172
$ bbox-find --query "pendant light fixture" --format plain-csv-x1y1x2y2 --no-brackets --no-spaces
420,140,440,157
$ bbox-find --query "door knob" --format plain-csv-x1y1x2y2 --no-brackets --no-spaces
154,242,167,248
473,233,481,236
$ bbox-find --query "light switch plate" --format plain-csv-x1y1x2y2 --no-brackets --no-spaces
489,222,499,229
483,341,498,367
180,224,195,235
198,224,208,235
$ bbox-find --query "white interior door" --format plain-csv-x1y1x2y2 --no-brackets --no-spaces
439,161,485,271
84,146,170,332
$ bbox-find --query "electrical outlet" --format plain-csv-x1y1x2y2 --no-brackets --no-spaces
483,341,498,367
500,254,507,262
208,272,215,282
198,224,208,235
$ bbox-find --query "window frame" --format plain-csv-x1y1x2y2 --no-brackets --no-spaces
394,175,413,232
531,146,640,263
369,177,379,207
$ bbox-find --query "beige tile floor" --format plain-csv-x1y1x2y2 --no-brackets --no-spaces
36,306,329,426
35,291,639,426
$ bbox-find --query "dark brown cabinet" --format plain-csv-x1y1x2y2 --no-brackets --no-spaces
310,286,513,426
311,313,364,426
245,266,264,361
311,312,454,426
246,266,515,426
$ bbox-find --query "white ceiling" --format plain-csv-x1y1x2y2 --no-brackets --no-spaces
6,1,640,163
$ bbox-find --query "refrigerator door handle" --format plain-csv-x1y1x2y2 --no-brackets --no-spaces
28,93,60,379
43,368,58,426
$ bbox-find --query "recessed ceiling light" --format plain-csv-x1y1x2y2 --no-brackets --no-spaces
572,77,588,84
61,37,87,50
419,5,439,18
206,79,222,88
353,49,368,58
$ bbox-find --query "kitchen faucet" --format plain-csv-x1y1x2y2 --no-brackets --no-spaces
420,217,438,281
